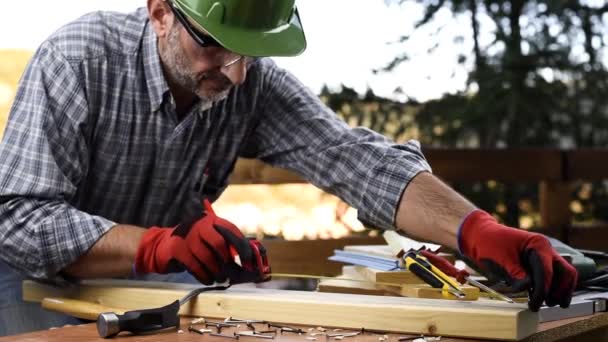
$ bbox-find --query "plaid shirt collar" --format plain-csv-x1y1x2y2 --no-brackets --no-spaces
142,21,170,112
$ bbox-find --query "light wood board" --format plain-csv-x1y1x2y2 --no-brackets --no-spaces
348,265,422,284
337,266,479,300
317,275,394,296
23,279,537,341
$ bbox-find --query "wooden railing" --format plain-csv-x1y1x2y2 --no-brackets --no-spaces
230,148,608,254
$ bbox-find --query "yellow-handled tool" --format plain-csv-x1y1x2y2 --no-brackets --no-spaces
403,251,466,299
41,297,125,321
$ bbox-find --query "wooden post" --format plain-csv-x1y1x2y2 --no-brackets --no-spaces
539,181,571,233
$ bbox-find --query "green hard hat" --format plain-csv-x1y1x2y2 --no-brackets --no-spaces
172,0,307,57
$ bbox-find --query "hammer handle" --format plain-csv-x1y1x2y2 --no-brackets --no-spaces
42,297,125,321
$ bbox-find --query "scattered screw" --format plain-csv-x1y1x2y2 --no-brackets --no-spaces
190,317,206,325
306,338,317,341
327,331,361,338
206,322,238,333
210,332,239,339
398,335,424,341
225,317,267,324
189,326,213,335
256,330,277,335
267,323,304,334
236,331,275,339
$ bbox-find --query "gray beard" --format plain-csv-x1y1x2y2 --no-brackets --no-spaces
159,25,230,106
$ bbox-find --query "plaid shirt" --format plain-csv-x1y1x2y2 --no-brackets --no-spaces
0,8,431,281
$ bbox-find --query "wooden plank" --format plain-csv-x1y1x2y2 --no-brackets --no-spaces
1,314,606,342
565,149,608,180
317,276,394,296
423,148,563,182
350,265,421,284
342,266,479,300
394,284,480,300
326,271,479,300
23,280,538,341
539,181,571,229
567,224,608,252
229,150,564,184
263,237,384,276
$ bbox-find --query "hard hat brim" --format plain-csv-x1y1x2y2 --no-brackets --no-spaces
179,4,307,57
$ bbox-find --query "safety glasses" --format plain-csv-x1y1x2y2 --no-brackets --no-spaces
167,1,243,68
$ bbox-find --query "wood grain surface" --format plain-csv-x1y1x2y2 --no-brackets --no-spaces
23,280,536,341
1,313,607,342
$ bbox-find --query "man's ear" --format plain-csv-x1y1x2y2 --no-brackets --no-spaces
148,0,173,38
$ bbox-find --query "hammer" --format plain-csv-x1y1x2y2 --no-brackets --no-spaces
41,285,230,338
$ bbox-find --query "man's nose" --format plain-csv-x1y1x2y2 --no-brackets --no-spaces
221,58,247,86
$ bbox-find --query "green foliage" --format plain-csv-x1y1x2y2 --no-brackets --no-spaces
384,0,608,149
320,85,421,143
324,1,608,227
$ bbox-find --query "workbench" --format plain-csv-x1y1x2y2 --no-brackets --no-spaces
1,313,607,342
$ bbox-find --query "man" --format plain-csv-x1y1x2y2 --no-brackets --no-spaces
0,0,577,336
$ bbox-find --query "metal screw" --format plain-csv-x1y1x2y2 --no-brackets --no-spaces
210,332,239,340
225,317,267,324
236,331,275,339
267,323,304,334
206,322,238,333
256,330,277,335
326,331,361,338
188,326,213,335
190,317,206,325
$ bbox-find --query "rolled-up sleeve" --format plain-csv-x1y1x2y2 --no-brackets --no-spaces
0,43,115,281
244,60,432,230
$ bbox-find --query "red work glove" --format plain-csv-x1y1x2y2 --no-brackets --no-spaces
458,210,578,312
135,199,262,285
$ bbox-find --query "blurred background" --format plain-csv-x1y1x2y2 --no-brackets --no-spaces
1,0,608,242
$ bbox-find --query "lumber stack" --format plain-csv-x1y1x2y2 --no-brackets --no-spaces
321,244,480,300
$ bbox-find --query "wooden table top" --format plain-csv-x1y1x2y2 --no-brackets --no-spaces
2,313,608,342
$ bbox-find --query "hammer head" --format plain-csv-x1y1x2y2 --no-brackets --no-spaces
96,300,180,338
97,312,120,338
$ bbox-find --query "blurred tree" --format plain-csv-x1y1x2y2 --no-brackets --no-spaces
383,0,608,148
320,85,421,143
375,0,608,226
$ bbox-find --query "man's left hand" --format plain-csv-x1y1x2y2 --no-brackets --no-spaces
458,210,578,311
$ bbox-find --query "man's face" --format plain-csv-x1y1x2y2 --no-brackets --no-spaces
159,20,243,103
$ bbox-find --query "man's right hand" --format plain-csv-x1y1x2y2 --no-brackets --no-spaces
135,200,260,285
